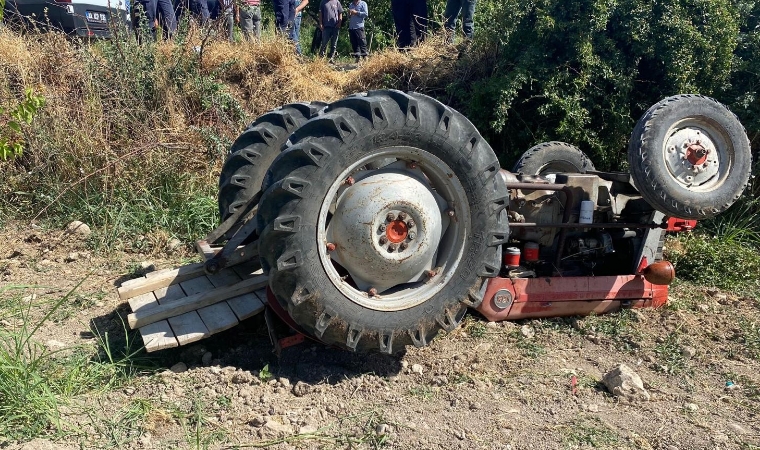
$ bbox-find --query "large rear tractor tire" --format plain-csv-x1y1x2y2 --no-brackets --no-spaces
512,141,595,175
217,102,326,221
628,95,751,219
256,90,510,353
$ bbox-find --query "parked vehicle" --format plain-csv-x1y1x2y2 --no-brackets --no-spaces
3,0,130,38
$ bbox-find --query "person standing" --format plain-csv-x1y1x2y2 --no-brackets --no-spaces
348,0,368,62
273,0,294,34
390,0,426,49
132,0,176,40
318,0,343,63
444,0,475,42
289,0,309,55
239,0,262,41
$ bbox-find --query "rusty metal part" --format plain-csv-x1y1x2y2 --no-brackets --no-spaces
642,261,676,285
368,287,378,297
326,242,336,252
386,220,409,243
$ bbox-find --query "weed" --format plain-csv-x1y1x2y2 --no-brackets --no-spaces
735,318,760,360
516,337,546,358
467,320,488,339
562,417,619,448
654,332,688,374
83,398,155,448
179,397,228,450
408,384,436,400
259,364,273,382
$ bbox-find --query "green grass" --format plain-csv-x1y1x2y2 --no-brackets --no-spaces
562,418,620,448
0,284,152,441
653,332,688,375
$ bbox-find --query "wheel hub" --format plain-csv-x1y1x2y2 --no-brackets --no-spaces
664,127,721,187
326,168,449,294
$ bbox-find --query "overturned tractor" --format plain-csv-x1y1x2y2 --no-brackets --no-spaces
120,91,752,354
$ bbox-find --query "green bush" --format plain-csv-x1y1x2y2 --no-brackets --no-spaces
665,234,760,291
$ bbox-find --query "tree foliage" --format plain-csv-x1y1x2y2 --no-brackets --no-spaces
446,0,740,169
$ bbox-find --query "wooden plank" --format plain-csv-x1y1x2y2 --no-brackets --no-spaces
206,269,242,288
120,275,148,289
232,261,263,279
118,263,207,301
196,240,216,260
139,320,179,352
180,276,215,296
197,302,239,334
128,292,158,312
227,293,265,321
145,262,205,279
253,288,268,303
127,275,268,329
154,283,186,303
167,311,209,345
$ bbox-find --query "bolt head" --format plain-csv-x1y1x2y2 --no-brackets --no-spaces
368,288,377,297
379,236,388,245
408,232,416,240
379,224,387,232
388,244,398,253
407,220,415,228
326,242,336,252
406,161,418,169
345,177,355,186
447,209,455,217
386,212,395,222
398,212,408,220
425,269,436,278
399,242,408,251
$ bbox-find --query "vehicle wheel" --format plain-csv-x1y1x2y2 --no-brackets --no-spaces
217,102,326,221
256,90,510,353
628,95,752,219
512,141,595,175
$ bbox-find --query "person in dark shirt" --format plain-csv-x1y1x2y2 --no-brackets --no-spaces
318,0,343,63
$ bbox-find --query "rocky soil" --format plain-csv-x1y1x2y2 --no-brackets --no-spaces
1,221,759,449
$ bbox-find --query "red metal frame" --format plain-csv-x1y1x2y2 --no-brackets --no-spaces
475,275,669,322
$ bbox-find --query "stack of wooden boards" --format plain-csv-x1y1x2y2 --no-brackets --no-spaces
118,261,267,352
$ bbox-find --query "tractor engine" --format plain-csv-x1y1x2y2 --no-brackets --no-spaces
500,170,663,278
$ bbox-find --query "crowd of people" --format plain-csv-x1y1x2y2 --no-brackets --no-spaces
130,0,475,62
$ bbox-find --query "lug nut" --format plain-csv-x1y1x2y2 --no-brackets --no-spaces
425,269,437,278
388,244,398,252
447,209,456,218
379,224,387,232
368,288,377,297
344,176,355,186
407,219,415,228
399,242,409,251
379,236,388,245
408,232,416,240
326,242,336,252
398,212,408,220
386,212,395,222
407,161,418,169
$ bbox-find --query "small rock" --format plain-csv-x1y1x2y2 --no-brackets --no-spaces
588,335,602,344
681,346,696,359
375,423,390,436
602,363,650,402
45,339,66,349
94,301,104,308
65,221,91,237
486,321,498,328
400,360,409,370
292,381,311,397
139,261,155,271
453,429,466,440
264,419,293,434
716,294,729,304
683,402,699,412
706,287,720,297
432,375,449,386
201,352,213,366
249,416,266,427
697,304,710,313
411,364,424,375
586,404,600,412
469,401,481,410
520,325,535,339
278,377,291,388
22,294,38,302
123,387,136,396
170,362,188,373
166,238,182,252
65,252,79,262
232,372,254,384
727,423,748,435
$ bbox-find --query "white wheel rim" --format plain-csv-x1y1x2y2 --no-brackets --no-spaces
662,118,732,191
317,147,469,312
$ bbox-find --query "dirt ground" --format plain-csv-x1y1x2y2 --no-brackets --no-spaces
1,221,759,450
